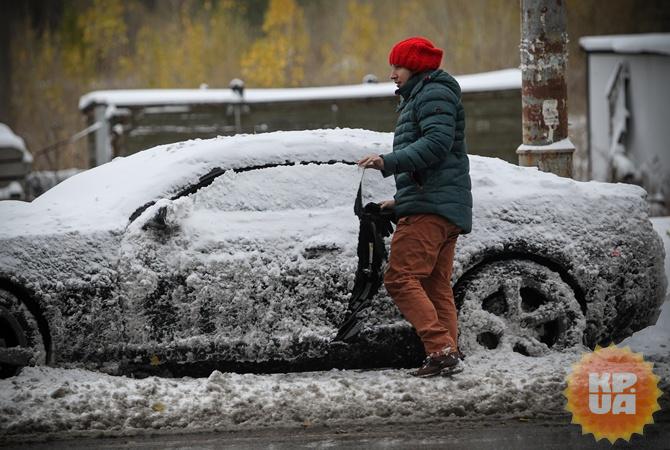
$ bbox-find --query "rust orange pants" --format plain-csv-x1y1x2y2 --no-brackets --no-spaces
384,214,460,355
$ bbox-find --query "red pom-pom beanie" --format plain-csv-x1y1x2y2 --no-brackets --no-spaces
388,37,443,73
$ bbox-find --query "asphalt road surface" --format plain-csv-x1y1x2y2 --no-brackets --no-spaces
3,410,669,450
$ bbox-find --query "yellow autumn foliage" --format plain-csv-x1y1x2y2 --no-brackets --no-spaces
77,0,131,82
240,0,309,87
342,1,379,77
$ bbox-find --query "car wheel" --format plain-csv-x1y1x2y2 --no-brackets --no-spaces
0,289,47,378
454,259,585,356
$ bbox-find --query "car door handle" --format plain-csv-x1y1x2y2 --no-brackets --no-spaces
302,245,342,259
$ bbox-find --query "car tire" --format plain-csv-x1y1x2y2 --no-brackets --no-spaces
454,259,585,357
0,289,47,378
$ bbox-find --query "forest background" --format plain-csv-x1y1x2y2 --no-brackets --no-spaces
1,0,669,173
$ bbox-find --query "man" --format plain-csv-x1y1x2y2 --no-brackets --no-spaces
358,36,472,377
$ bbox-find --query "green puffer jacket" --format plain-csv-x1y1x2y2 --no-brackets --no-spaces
381,69,472,234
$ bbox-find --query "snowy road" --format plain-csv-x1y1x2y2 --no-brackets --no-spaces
3,411,670,449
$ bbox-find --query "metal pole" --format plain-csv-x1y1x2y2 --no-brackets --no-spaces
229,78,245,134
517,0,575,178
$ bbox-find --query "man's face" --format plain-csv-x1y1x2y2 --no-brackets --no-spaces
390,65,413,89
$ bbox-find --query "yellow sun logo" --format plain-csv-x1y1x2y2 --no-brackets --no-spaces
565,345,662,444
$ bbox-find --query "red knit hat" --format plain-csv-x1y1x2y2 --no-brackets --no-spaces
389,37,443,73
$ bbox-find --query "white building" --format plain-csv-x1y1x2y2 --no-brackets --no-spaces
580,33,670,216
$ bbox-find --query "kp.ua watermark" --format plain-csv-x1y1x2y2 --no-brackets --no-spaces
564,345,662,444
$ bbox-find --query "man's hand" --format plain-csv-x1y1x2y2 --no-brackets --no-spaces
357,154,385,170
380,199,395,210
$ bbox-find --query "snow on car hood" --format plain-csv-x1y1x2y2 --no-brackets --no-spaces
0,128,648,239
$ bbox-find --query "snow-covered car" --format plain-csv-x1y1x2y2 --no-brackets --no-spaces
0,129,666,377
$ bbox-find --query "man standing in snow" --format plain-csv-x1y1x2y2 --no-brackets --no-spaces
358,37,472,377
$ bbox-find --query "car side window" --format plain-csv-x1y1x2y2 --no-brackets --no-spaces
187,163,395,211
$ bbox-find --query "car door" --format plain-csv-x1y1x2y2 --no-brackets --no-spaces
117,161,396,367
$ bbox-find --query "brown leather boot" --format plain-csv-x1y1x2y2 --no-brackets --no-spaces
412,349,462,378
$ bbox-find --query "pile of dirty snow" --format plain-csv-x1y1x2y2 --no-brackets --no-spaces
0,350,584,438
1,328,668,440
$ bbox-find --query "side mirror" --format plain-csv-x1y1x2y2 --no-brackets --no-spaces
142,205,168,231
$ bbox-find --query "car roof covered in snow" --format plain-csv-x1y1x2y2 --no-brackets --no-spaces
579,33,670,56
78,69,521,111
0,128,645,238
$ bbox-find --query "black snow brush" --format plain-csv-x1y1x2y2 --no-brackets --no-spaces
333,172,395,342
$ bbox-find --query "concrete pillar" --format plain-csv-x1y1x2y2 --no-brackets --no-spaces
517,0,575,178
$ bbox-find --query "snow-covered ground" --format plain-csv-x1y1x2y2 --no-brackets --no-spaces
0,351,581,438
0,206,667,441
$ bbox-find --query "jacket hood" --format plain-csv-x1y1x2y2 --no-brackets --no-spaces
397,69,461,106
429,69,462,98
400,69,461,101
